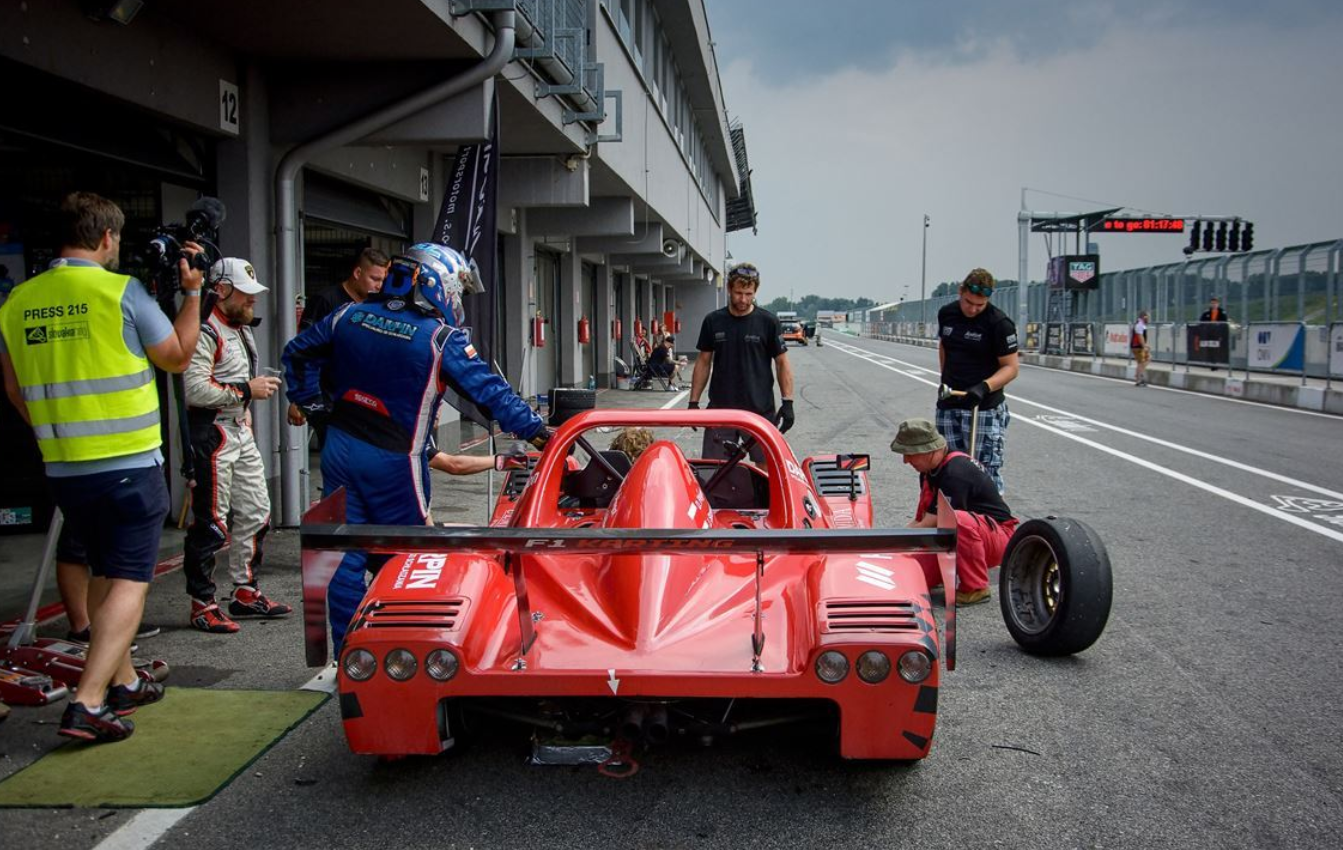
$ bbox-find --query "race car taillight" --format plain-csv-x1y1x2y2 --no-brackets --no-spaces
897,650,933,683
344,648,377,681
856,650,891,684
385,649,418,681
815,650,849,684
425,649,459,682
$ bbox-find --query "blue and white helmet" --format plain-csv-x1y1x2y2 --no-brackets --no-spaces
383,242,483,326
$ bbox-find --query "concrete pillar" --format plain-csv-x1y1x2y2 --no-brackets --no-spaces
502,217,530,393
594,263,615,386
638,276,654,333
557,246,582,388
217,62,279,502
617,271,635,365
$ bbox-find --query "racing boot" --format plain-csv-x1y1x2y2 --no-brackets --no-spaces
190,599,241,634
229,585,293,619
955,587,992,606
58,702,135,743
106,678,166,716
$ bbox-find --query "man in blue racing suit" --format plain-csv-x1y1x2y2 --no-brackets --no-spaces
283,243,546,653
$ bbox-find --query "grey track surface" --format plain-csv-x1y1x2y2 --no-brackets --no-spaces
3,338,1341,848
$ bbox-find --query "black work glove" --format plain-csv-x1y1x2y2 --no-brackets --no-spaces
495,441,531,471
963,381,991,409
775,399,795,434
528,426,555,451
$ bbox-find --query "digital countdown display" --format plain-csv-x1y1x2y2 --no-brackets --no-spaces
1099,217,1186,233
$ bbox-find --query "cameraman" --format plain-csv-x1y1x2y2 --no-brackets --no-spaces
0,191,204,743
181,258,291,634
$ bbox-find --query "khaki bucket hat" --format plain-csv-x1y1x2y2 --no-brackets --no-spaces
890,418,948,455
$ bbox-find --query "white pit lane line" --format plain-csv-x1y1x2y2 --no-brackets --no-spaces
826,339,1343,544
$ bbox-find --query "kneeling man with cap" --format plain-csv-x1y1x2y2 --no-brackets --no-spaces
891,417,1018,605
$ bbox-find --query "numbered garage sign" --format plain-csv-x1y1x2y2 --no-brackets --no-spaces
1248,323,1305,373
219,79,240,135
1330,323,1343,377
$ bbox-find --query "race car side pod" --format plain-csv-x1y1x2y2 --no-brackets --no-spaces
300,490,962,671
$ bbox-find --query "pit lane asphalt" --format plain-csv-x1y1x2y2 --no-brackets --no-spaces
3,337,1341,849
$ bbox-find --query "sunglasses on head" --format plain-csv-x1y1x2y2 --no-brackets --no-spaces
963,282,993,297
729,264,760,282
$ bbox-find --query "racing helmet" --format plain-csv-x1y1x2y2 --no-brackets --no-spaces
383,242,484,326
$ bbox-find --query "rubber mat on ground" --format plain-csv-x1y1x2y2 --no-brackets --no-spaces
0,688,327,808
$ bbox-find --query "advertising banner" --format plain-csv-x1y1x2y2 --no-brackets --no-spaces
432,92,501,428
1023,322,1043,352
1045,323,1065,354
1103,323,1132,357
1186,322,1231,365
1330,324,1343,378
1068,323,1094,355
1248,323,1305,372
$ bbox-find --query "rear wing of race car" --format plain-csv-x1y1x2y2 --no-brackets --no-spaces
301,489,960,671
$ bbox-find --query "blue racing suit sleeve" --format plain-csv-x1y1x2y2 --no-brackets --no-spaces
282,309,339,406
438,327,545,439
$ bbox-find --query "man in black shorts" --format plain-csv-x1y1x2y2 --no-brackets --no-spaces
689,262,795,461
1,192,204,743
935,268,1019,493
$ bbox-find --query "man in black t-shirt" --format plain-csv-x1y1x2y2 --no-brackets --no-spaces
891,418,1018,606
288,247,390,433
689,262,795,461
935,268,1019,493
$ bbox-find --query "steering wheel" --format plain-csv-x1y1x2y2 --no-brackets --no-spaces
701,435,757,496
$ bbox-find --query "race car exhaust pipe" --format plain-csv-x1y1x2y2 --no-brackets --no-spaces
644,704,670,745
619,704,647,741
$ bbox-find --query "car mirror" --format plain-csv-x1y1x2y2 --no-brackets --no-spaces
836,453,870,471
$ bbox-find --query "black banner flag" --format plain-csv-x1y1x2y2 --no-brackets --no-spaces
433,91,501,430
1186,322,1230,365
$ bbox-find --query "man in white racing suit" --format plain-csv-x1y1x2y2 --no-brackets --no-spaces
182,257,291,633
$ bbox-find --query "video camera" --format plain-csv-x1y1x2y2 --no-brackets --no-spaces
142,197,226,309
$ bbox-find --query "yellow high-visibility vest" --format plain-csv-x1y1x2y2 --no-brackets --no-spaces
0,263,160,462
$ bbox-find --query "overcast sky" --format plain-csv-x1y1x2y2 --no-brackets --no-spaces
704,0,1343,304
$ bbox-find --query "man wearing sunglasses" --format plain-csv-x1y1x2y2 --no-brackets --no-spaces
935,268,1019,493
689,261,795,462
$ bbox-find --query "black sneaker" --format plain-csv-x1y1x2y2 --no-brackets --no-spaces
58,702,135,743
64,628,138,654
136,621,162,639
106,679,166,716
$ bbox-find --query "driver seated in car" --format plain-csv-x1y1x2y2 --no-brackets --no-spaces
609,427,654,462
890,417,1018,606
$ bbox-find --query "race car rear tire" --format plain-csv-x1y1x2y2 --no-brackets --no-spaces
998,516,1112,656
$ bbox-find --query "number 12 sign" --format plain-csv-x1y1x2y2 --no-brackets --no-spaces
220,80,240,135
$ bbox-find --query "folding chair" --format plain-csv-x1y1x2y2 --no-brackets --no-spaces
629,340,671,391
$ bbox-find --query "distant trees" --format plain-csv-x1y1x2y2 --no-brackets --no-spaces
760,295,875,320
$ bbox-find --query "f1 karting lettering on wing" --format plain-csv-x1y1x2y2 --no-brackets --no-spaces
523,538,736,549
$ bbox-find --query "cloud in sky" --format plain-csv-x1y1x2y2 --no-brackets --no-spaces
708,1,1343,303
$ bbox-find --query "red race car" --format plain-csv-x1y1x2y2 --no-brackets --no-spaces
301,408,1109,763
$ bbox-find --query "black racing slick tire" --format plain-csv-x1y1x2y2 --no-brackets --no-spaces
999,517,1112,656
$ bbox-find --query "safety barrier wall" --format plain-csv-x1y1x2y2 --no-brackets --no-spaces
855,318,1343,383
881,237,1342,338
